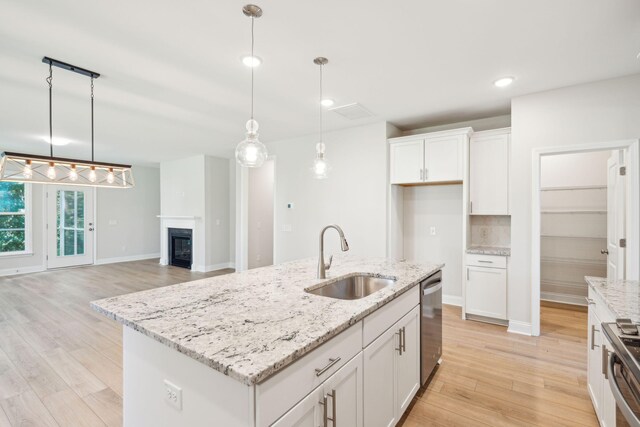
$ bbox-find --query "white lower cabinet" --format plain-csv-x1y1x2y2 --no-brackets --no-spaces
364,305,420,427
273,354,363,427
465,265,507,320
587,289,616,427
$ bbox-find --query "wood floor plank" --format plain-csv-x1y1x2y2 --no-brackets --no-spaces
0,390,59,427
83,388,122,427
41,348,107,398
42,389,105,427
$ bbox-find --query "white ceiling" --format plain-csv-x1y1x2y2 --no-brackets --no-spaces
1,0,639,165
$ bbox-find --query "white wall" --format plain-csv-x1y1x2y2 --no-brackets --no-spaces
204,156,231,269
404,115,511,136
541,151,610,188
267,122,389,263
403,185,463,299
248,159,274,269
96,165,161,262
511,73,640,327
160,156,205,218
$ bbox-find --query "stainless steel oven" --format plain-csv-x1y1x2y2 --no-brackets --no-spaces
603,322,640,427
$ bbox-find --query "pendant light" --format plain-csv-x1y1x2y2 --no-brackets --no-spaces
312,57,330,179
235,4,268,168
0,57,134,188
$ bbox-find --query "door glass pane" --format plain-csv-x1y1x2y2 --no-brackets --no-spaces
56,190,86,257
77,231,84,255
63,229,75,256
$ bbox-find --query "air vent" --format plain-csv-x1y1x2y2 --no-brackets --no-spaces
329,103,374,120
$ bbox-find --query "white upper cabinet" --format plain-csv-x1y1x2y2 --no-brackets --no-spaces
389,128,472,185
424,134,463,182
389,138,424,184
469,128,510,215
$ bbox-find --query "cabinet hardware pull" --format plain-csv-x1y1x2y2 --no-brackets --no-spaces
315,357,341,377
467,268,469,281
425,168,428,180
396,330,403,355
478,260,493,264
585,298,596,305
602,345,609,379
470,201,473,213
401,326,406,353
419,169,423,181
320,394,328,427
319,390,337,426
591,325,600,350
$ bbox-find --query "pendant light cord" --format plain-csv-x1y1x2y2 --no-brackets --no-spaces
91,76,95,162
319,63,323,145
250,16,255,121
47,61,53,158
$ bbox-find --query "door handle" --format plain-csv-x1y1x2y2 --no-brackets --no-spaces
601,249,609,255
89,228,94,231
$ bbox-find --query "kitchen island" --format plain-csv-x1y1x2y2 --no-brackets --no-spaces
92,256,442,426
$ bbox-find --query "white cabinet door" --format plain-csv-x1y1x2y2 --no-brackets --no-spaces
390,139,424,184
424,134,463,182
323,354,363,427
396,306,420,415
465,267,507,320
469,132,509,215
363,322,398,427
271,385,322,427
587,307,602,418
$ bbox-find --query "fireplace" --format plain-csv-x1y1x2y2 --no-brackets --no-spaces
168,228,192,269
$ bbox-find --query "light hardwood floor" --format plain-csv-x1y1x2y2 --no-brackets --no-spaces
0,260,596,426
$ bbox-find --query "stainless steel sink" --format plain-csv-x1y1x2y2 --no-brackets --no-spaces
306,275,396,300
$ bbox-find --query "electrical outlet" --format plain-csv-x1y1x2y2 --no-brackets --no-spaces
164,380,182,410
480,227,489,239
430,226,436,236
108,219,117,226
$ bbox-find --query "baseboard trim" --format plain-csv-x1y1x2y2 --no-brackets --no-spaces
442,295,462,307
95,253,160,266
508,320,533,336
541,292,587,307
203,262,235,272
0,264,46,277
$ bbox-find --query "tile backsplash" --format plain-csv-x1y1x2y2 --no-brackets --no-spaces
470,215,511,247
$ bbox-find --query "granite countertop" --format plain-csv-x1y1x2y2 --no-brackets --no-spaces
466,246,511,257
585,276,640,323
91,256,442,386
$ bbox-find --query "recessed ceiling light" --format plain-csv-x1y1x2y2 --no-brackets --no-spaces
494,77,515,88
41,136,71,146
241,55,262,68
321,98,335,107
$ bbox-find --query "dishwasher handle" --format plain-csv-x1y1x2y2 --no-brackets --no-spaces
423,282,442,296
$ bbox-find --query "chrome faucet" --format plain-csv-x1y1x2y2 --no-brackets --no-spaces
318,224,349,279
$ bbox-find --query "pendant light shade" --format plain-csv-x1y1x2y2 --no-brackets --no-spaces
0,57,134,188
236,5,268,168
312,57,330,179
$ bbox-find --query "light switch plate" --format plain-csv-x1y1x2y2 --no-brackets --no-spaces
430,226,436,236
164,380,182,410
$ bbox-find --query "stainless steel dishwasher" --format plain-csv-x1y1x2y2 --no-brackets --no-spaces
421,270,442,386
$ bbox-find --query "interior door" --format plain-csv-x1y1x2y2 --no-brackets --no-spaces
606,151,626,279
47,186,95,269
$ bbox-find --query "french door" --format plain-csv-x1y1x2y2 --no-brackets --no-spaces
47,186,95,269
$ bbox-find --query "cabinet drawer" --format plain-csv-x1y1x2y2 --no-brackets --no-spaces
363,286,420,347
466,254,507,269
255,322,362,427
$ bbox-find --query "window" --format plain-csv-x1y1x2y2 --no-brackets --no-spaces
0,182,31,255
